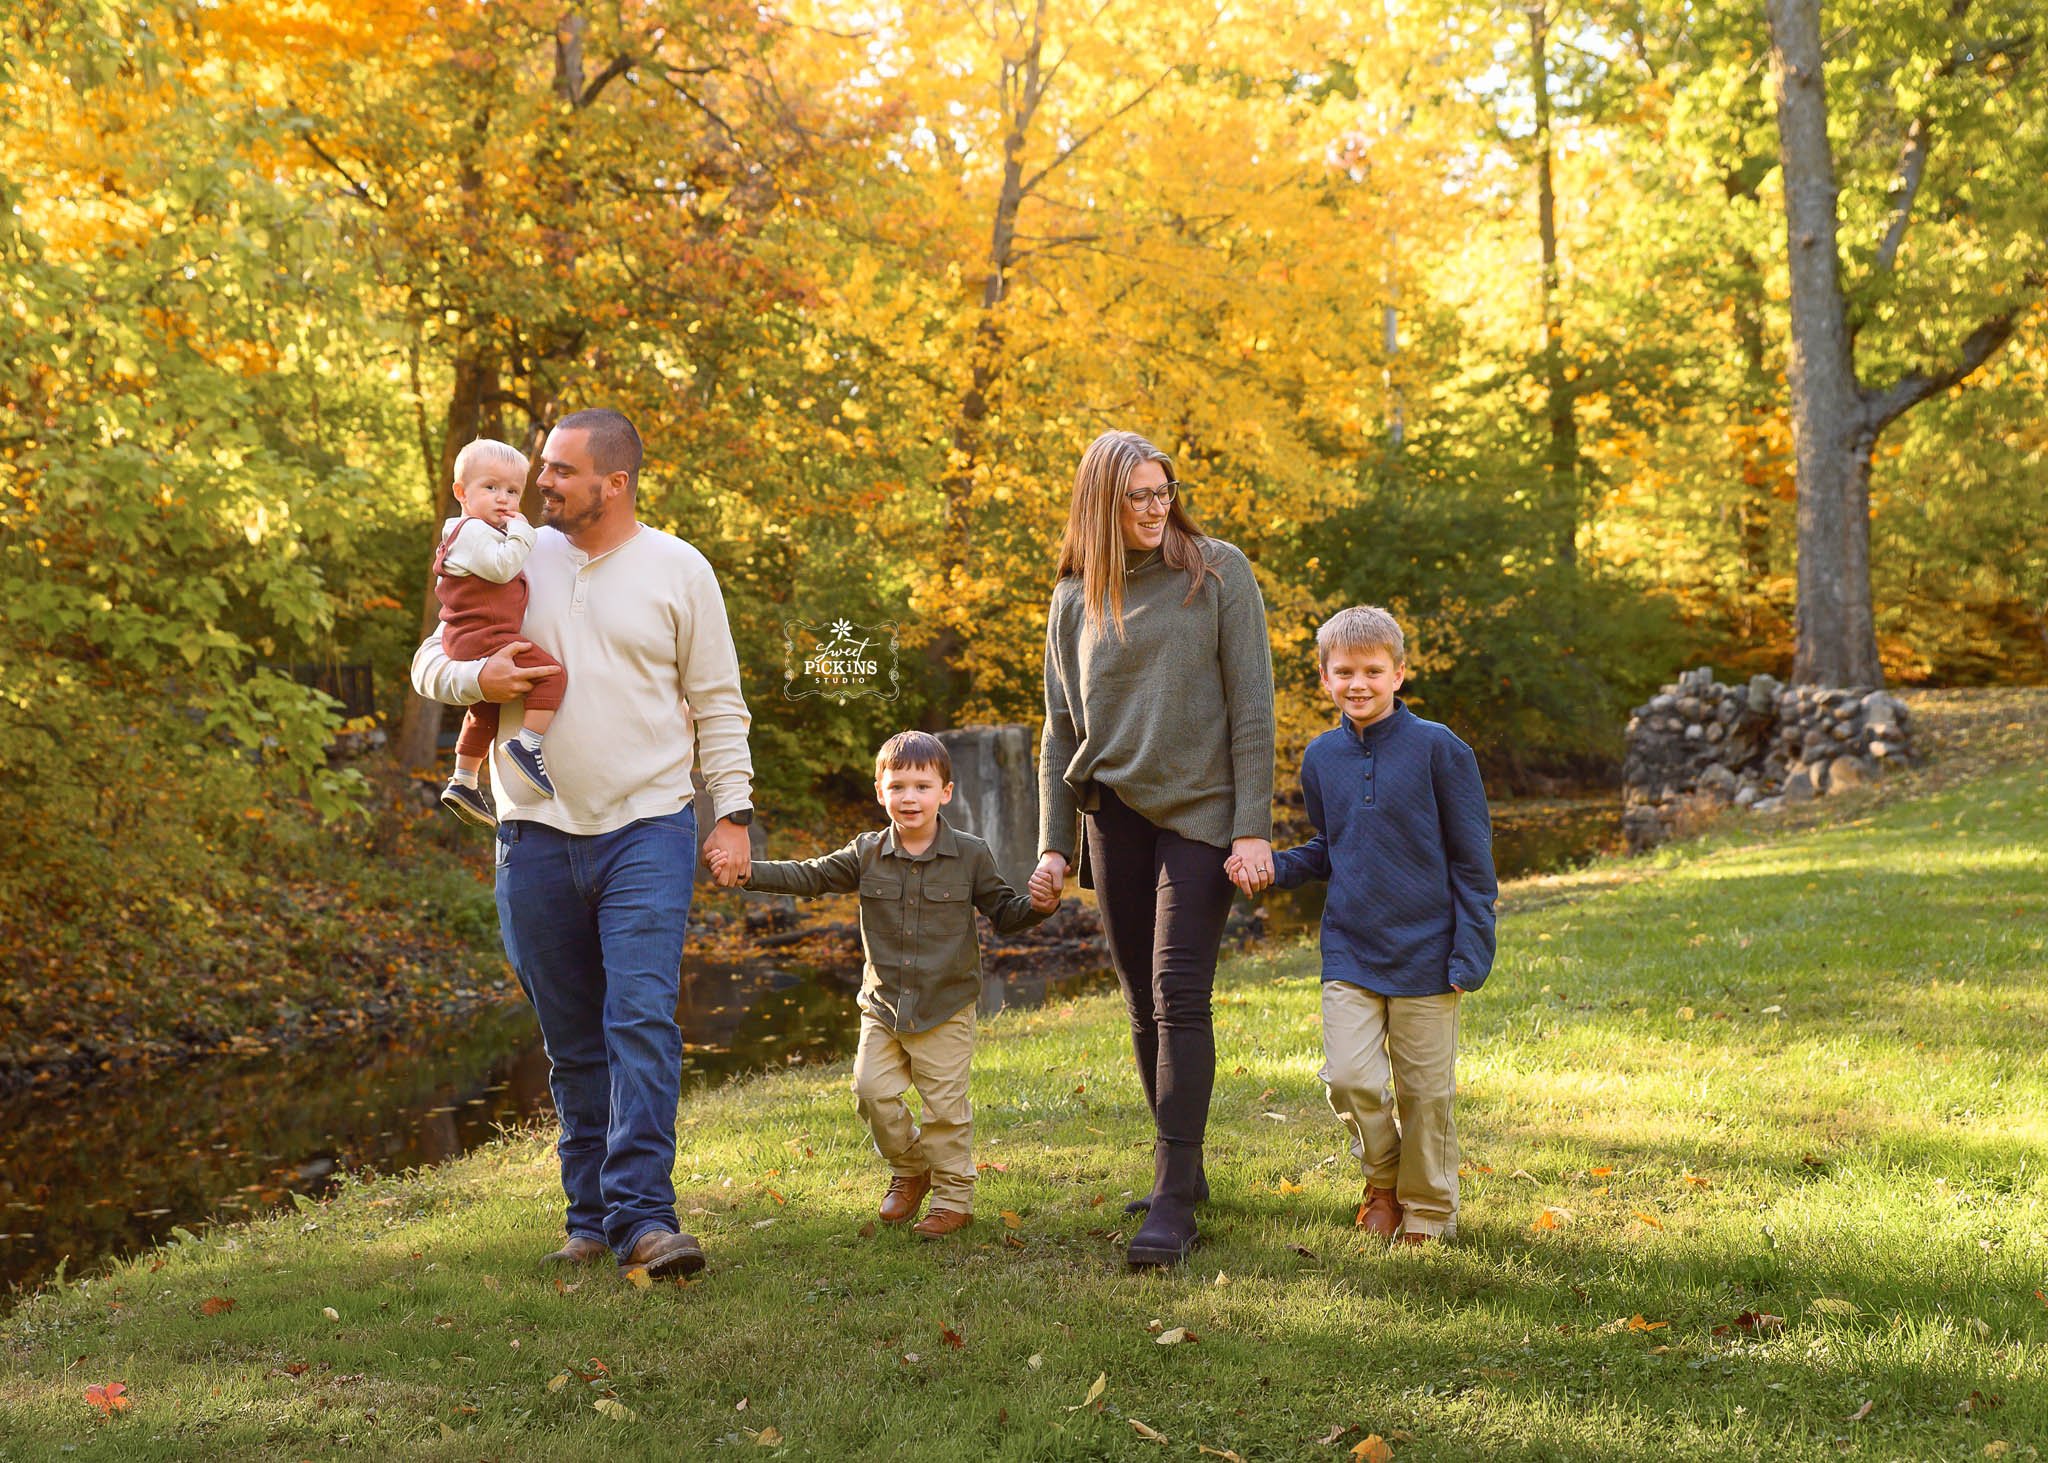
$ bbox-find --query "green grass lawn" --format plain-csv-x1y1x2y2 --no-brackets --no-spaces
4,753,2044,1460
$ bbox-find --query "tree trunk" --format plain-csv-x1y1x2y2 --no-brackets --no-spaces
1766,0,1884,686
1527,3,1578,567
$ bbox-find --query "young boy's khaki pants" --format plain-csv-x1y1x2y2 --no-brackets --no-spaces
1319,982,1460,1237
851,1004,976,1212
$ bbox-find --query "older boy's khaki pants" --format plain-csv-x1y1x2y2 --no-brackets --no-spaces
1320,983,1460,1237
852,1004,976,1212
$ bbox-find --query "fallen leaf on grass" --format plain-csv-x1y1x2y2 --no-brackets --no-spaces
1969,1317,1993,1340
1530,1207,1573,1232
941,1326,966,1349
1351,1435,1393,1463
1734,1311,1784,1333
1985,1442,2012,1457
1278,1180,1305,1194
754,1426,783,1446
1130,1418,1169,1443
1632,1211,1664,1230
858,1221,876,1238
322,1306,340,1320
1066,1372,1107,1412
1000,1210,1024,1230
1627,1315,1669,1333
1682,1173,1712,1189
1156,1327,1188,1345
1847,1400,1874,1423
1027,1354,1044,1370
200,1296,236,1317
751,1219,778,1230
547,1373,570,1393
1293,1245,1319,1260
625,1267,654,1291
1318,1424,1354,1445
1509,1169,1540,1185
1588,1166,1614,1178
593,1397,637,1422
1197,1447,1245,1462
84,1382,131,1417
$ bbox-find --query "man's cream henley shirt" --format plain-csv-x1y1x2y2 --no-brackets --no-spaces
411,523,753,836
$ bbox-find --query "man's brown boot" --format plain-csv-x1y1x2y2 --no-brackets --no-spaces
620,1228,707,1279
912,1208,972,1239
541,1235,609,1266
1355,1185,1403,1240
879,1171,932,1226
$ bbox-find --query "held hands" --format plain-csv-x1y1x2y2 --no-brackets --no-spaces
703,818,752,888
1028,852,1068,913
478,641,561,703
704,846,750,887
1225,837,1277,896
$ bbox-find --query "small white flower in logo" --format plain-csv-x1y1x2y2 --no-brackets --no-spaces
828,618,856,639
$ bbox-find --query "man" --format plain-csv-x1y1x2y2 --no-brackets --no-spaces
412,408,755,1278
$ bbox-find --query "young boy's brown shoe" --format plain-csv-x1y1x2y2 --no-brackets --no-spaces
1355,1185,1403,1239
912,1208,973,1239
878,1171,932,1225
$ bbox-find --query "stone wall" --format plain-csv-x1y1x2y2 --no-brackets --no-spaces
1623,667,1917,850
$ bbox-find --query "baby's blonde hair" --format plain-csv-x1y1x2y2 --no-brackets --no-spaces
452,437,530,487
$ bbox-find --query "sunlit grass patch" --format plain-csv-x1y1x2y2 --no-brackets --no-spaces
3,760,2045,1459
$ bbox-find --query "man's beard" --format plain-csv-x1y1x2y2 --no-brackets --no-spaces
542,492,602,536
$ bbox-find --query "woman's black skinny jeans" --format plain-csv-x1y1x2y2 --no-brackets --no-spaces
1084,786,1235,1156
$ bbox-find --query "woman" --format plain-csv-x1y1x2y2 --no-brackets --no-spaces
1031,429,1277,1267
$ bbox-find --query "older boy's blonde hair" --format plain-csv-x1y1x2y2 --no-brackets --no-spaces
1317,606,1406,668
452,437,530,488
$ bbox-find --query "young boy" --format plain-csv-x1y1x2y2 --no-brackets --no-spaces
711,732,1057,1237
432,439,564,827
1263,607,1497,1243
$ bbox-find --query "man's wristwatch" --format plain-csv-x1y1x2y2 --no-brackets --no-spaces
719,807,754,827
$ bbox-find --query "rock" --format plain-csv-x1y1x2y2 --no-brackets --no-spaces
1685,723,1704,740
1679,696,1704,720
1869,739,1891,759
1649,693,1677,714
1782,770,1816,803
1698,764,1738,799
1752,795,1785,813
936,724,1040,889
1747,674,1781,713
1827,755,1871,794
1706,721,1726,742
1829,722,1851,741
1623,806,1667,853
1862,690,1902,730
1734,785,1760,809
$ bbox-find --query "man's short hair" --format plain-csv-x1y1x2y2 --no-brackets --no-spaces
1317,605,1406,668
555,408,643,490
874,730,952,784
451,437,529,486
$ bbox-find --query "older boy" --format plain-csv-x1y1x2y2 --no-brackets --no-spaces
714,732,1057,1237
1256,607,1497,1243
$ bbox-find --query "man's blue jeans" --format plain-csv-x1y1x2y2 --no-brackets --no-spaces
495,808,696,1257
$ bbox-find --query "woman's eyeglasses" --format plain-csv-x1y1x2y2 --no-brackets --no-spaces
1123,482,1180,508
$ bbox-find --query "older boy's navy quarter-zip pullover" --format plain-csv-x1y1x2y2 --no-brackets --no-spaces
1273,700,1498,996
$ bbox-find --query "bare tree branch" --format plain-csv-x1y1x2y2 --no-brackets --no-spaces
1861,294,2033,432
300,132,388,210
1873,114,1928,273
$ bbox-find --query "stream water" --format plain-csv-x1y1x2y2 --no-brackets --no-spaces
0,795,1618,1295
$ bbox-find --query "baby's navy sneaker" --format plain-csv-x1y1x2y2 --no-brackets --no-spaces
504,740,556,798
440,780,497,828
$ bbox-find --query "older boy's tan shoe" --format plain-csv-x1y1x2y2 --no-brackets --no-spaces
1355,1185,1403,1239
879,1171,932,1225
912,1208,973,1239
621,1228,707,1278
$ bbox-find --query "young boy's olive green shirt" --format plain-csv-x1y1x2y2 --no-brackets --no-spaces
744,817,1050,1033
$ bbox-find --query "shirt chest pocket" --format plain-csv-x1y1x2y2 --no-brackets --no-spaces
923,879,977,934
860,873,906,944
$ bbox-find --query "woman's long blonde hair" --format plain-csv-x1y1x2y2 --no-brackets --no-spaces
1055,429,1215,636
